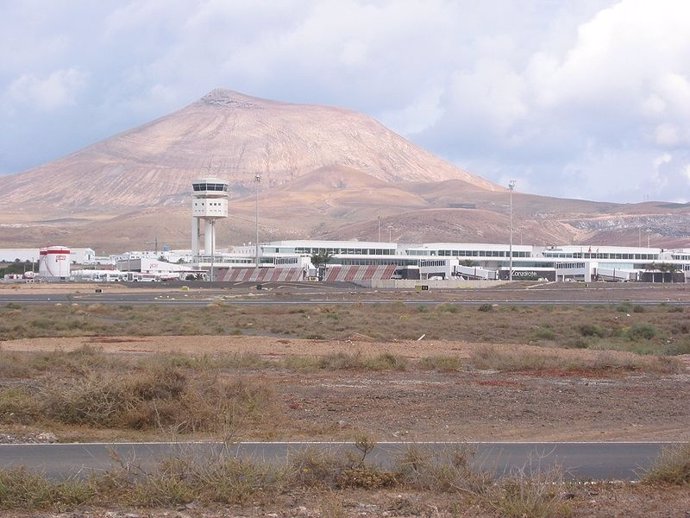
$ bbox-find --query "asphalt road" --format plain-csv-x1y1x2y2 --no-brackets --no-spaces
0,441,675,481
1,283,689,307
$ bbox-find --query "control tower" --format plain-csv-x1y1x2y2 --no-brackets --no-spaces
191,178,229,257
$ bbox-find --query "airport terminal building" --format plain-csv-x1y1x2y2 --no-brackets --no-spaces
200,240,690,284
2,240,688,284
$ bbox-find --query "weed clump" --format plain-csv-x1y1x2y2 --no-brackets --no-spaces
0,468,93,511
364,353,407,371
627,323,657,340
395,445,489,494
418,355,462,372
487,468,572,518
643,442,690,486
578,323,606,338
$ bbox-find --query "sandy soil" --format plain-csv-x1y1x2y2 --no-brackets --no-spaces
3,335,689,442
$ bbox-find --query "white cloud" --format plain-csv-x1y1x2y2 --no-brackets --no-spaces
1,0,690,203
654,124,680,147
6,68,88,111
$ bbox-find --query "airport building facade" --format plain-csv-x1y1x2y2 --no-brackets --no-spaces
3,240,689,284
200,240,690,284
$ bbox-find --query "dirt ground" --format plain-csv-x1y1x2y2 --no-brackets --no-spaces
2,285,689,516
3,334,689,442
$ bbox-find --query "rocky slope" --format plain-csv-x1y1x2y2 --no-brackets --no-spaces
0,89,498,213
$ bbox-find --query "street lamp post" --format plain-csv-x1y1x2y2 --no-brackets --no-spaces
508,180,516,281
254,174,261,268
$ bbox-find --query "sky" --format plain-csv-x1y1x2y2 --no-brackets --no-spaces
2,0,690,203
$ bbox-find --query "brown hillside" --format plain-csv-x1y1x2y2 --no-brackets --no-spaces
0,89,498,213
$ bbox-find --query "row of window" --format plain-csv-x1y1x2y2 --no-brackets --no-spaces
291,247,395,255
274,257,298,265
193,183,228,192
555,262,586,269
544,252,658,260
420,260,447,267
411,250,531,258
339,258,416,266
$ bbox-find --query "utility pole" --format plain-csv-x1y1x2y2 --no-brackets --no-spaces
508,180,516,281
255,174,261,268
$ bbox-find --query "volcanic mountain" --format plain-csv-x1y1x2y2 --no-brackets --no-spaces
0,88,688,252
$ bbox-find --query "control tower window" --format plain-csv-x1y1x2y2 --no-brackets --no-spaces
193,182,228,192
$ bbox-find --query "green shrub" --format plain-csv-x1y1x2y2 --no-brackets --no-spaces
564,337,589,349
662,340,690,356
616,302,633,313
627,324,657,340
478,304,494,312
532,327,556,340
578,323,606,337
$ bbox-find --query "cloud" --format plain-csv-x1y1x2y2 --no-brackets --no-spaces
413,0,690,202
5,68,88,111
1,0,690,203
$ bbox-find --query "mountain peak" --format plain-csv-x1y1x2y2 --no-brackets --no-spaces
199,88,267,109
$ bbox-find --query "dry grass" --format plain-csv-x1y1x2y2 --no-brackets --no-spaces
0,430,688,514
642,442,690,486
395,444,490,494
0,348,284,437
0,338,683,440
486,468,573,518
3,301,690,357
468,344,681,374
6,446,682,516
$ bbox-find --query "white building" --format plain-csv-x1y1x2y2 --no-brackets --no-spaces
0,247,95,264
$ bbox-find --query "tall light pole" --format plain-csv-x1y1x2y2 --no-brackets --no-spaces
254,174,261,268
508,179,516,281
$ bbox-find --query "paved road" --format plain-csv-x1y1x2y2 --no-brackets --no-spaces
1,289,689,307
0,441,675,481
